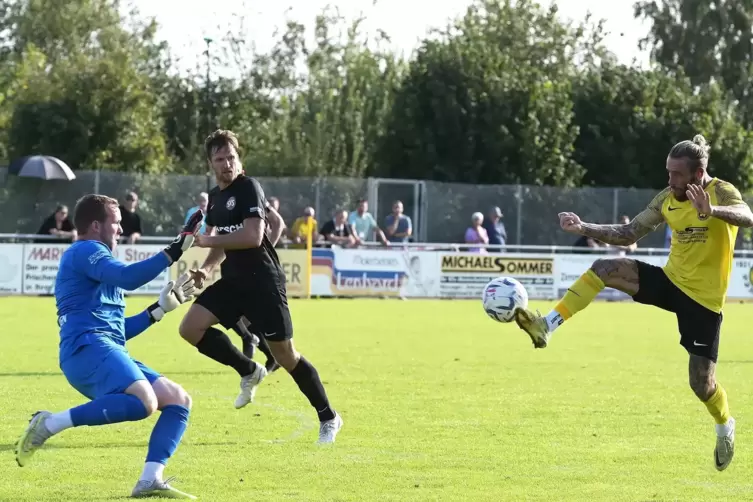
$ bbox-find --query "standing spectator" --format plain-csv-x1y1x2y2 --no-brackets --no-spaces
348,199,388,247
464,212,489,253
614,215,637,255
119,192,143,244
184,192,208,235
384,200,412,244
268,197,280,212
289,207,318,248
483,206,507,249
320,209,356,247
36,205,77,243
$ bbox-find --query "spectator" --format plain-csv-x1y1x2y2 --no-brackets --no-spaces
348,199,388,246
320,209,356,247
384,200,412,244
464,212,489,253
572,234,604,254
268,197,280,212
483,206,507,249
184,192,208,234
289,207,318,248
36,205,77,243
119,191,143,244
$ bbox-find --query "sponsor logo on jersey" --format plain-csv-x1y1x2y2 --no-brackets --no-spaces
216,223,244,234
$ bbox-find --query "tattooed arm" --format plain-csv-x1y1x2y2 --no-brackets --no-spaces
710,182,753,228
560,188,668,246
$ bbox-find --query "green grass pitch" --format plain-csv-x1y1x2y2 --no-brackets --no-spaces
1,296,753,501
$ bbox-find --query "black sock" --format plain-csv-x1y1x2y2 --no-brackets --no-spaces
289,357,335,422
196,327,256,377
230,324,255,357
257,336,275,362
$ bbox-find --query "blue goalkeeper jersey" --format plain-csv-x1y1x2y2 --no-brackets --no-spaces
55,240,170,361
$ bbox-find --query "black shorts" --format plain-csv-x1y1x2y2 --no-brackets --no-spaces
194,278,293,342
632,261,722,362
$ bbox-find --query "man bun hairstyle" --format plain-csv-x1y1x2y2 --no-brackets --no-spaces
668,133,711,171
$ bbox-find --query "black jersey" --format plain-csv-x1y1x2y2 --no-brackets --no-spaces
206,175,285,289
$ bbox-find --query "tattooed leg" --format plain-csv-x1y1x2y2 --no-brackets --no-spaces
590,258,639,296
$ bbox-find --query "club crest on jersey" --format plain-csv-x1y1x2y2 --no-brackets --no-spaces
226,197,236,210
698,212,709,221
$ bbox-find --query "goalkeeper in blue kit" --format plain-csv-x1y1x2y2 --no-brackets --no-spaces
15,194,203,499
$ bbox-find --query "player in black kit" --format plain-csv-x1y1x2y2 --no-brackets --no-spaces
178,129,343,444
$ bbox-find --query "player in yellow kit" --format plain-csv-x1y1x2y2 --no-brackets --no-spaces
515,134,753,471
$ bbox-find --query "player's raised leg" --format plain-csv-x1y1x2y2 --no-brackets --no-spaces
131,373,195,499
515,258,639,348
179,298,266,408
16,341,158,467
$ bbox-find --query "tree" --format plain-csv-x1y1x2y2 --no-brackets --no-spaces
635,0,753,125
376,0,609,186
572,61,753,191
0,0,172,172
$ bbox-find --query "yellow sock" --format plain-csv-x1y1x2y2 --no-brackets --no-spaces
553,269,605,320
704,384,731,425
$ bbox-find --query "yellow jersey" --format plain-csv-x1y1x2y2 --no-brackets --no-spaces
636,178,742,313
291,217,317,243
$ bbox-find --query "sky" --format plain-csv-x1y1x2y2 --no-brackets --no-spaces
132,0,652,76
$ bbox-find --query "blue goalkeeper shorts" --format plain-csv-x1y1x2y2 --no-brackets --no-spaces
60,336,162,401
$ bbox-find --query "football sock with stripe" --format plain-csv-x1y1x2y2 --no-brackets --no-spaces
546,269,605,333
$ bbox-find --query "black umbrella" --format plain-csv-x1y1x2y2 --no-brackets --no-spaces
8,155,76,180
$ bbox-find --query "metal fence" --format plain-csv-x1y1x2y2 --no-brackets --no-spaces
2,168,751,248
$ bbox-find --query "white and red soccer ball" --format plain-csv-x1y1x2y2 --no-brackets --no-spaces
482,277,528,323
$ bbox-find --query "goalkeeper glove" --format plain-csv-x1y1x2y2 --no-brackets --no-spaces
147,273,197,322
164,209,204,263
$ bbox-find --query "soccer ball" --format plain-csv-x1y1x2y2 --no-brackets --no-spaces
482,276,528,323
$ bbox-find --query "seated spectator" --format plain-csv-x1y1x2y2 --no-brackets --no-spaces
185,192,208,234
320,209,356,247
289,207,318,248
348,199,388,246
384,200,412,244
119,191,142,244
36,205,77,243
464,212,489,253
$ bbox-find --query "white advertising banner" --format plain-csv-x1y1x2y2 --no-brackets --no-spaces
19,243,169,295
729,258,753,299
554,254,668,301
438,253,556,299
111,245,171,294
310,247,440,297
0,244,24,294
23,244,68,295
4,242,753,302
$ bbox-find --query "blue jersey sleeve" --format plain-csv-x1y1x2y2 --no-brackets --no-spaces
124,310,152,340
73,241,171,291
